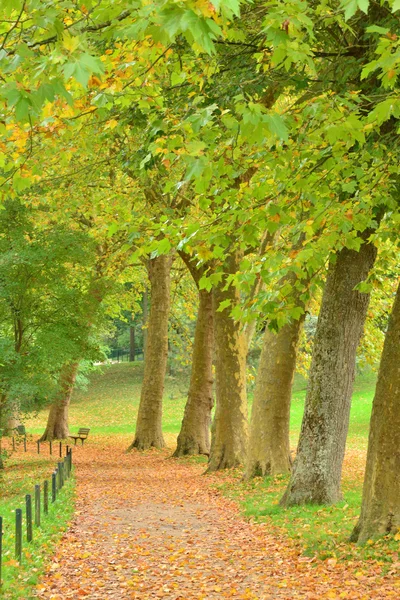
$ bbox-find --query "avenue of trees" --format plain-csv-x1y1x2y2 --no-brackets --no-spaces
1,0,400,543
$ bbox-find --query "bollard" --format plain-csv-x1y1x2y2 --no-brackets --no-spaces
57,463,62,489
37,440,40,454
15,509,22,562
44,481,48,515
52,472,57,502
35,485,40,527
26,495,32,542
59,442,62,458
49,440,52,455
0,515,3,586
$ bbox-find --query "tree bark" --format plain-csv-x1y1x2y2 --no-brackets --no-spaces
245,315,304,479
351,281,400,543
40,362,79,441
207,253,248,471
173,288,214,457
128,255,172,451
280,236,378,506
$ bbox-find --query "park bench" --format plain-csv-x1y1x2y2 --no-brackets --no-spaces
69,428,90,445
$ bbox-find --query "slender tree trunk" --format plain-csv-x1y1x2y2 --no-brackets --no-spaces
173,289,214,457
245,315,305,479
130,326,135,362
128,255,172,451
280,236,378,506
351,281,400,543
142,287,148,359
40,362,79,441
207,253,248,471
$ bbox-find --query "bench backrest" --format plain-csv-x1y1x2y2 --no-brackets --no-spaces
78,428,90,437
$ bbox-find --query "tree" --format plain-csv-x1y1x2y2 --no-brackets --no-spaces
207,252,248,471
245,313,305,478
128,254,173,451
174,256,214,457
281,227,379,506
351,280,400,543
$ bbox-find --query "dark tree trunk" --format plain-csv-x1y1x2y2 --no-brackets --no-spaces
128,255,172,451
173,289,214,457
129,326,135,362
351,281,400,543
40,362,79,441
281,235,378,506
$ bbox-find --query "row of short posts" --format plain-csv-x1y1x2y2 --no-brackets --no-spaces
12,436,65,458
0,447,73,585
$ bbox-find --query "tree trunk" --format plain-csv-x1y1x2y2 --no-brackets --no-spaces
207,254,248,471
173,289,214,457
128,255,172,451
245,315,305,479
142,287,148,359
40,362,79,441
351,281,400,543
129,326,135,362
280,236,378,506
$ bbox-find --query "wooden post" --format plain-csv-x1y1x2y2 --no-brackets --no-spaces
35,485,40,527
43,481,48,515
0,515,3,586
12,436,15,451
26,494,32,542
15,509,22,562
23,437,26,452
37,440,40,454
52,472,56,502
59,442,62,458
49,440,52,455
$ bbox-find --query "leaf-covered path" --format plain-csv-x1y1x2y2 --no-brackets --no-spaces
37,438,399,599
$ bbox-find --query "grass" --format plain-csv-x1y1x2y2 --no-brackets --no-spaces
0,448,75,599
21,361,397,572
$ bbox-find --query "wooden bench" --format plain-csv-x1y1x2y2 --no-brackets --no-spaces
69,428,90,446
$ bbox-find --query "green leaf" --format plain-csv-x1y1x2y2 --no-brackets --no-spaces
393,0,400,12
357,0,369,14
216,299,231,312
341,0,358,20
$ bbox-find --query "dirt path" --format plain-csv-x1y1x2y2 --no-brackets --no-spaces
36,438,399,600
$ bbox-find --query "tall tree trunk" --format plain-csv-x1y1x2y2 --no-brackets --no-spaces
207,253,248,471
128,255,172,451
129,326,135,362
142,287,148,359
280,236,378,506
173,289,214,457
245,315,305,479
351,281,400,543
40,362,79,441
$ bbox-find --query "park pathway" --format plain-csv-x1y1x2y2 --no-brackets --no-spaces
36,438,399,600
